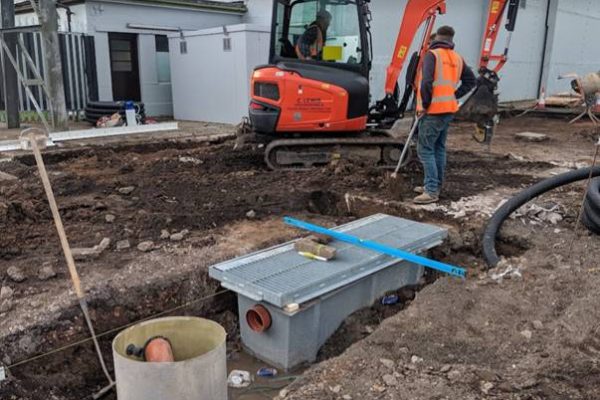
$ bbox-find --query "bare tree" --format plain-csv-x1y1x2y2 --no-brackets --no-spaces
38,0,68,131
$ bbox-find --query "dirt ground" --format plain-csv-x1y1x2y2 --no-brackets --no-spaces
1,115,599,399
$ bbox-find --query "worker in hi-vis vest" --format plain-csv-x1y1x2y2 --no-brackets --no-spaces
296,9,332,60
413,26,476,205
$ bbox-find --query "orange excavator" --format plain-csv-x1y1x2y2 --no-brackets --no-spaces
245,0,520,170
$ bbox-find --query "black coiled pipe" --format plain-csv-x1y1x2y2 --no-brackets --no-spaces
582,177,600,234
483,167,600,268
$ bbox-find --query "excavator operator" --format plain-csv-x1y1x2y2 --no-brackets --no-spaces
413,25,476,205
295,9,332,60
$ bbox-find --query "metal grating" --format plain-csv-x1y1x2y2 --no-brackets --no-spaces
209,214,447,307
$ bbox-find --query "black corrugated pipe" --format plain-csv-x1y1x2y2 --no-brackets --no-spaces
582,178,600,234
483,167,600,268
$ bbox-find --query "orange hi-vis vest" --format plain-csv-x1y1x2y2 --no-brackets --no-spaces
295,26,324,60
416,48,464,114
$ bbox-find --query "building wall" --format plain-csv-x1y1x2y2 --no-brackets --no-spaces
368,0,551,103
242,0,273,25
169,24,270,123
86,0,243,115
543,0,600,95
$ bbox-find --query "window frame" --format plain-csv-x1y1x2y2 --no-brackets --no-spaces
155,34,171,84
269,0,371,77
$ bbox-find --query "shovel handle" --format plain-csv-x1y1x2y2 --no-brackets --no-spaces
392,116,421,177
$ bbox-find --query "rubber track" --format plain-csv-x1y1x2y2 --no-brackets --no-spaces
264,137,407,171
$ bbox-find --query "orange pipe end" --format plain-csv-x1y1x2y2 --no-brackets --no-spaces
144,337,174,362
246,304,272,333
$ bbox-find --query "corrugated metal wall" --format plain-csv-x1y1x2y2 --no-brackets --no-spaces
368,0,600,103
368,0,551,103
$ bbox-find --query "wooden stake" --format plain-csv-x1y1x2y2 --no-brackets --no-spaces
24,129,114,390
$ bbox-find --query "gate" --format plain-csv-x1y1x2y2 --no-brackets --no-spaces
0,30,97,121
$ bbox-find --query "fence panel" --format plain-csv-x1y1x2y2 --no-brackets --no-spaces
0,31,95,121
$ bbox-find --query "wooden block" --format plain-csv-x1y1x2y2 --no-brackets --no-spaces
305,233,332,244
294,238,336,260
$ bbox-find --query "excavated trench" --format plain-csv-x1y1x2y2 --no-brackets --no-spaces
0,203,506,400
1,242,481,400
0,138,550,399
2,246,483,400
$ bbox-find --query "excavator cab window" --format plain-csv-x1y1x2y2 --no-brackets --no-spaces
271,0,369,72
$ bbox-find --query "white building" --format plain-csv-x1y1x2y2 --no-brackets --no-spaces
15,0,248,116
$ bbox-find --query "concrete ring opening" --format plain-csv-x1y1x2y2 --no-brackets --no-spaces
246,304,272,333
112,316,227,400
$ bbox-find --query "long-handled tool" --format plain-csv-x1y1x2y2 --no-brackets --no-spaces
20,128,115,399
391,115,420,179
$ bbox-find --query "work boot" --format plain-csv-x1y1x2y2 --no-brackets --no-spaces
413,192,439,205
414,186,441,196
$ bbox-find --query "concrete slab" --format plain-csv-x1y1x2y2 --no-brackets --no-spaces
514,131,549,142
0,171,17,181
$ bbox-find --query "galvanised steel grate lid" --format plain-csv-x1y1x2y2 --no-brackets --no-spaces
209,214,447,307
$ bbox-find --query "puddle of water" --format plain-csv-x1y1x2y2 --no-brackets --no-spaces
228,351,303,400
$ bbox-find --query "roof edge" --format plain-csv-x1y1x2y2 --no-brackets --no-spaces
110,0,247,13
15,0,247,15
15,0,84,14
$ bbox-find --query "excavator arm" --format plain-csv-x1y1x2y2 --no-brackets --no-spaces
384,0,446,95
460,0,520,144
480,0,520,74
369,0,446,127
371,0,520,134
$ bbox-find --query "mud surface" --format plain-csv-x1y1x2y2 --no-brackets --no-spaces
1,116,599,399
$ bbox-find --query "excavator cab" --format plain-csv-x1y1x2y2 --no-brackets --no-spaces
250,0,372,135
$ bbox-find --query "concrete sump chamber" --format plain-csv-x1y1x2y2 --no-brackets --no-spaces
209,214,448,370
112,316,228,400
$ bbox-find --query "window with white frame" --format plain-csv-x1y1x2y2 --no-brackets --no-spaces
155,35,171,83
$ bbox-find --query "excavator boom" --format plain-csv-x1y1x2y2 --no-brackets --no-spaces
384,0,446,96
370,0,446,127
480,0,520,73
459,0,521,144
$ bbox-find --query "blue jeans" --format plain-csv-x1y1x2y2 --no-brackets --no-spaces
417,114,454,195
